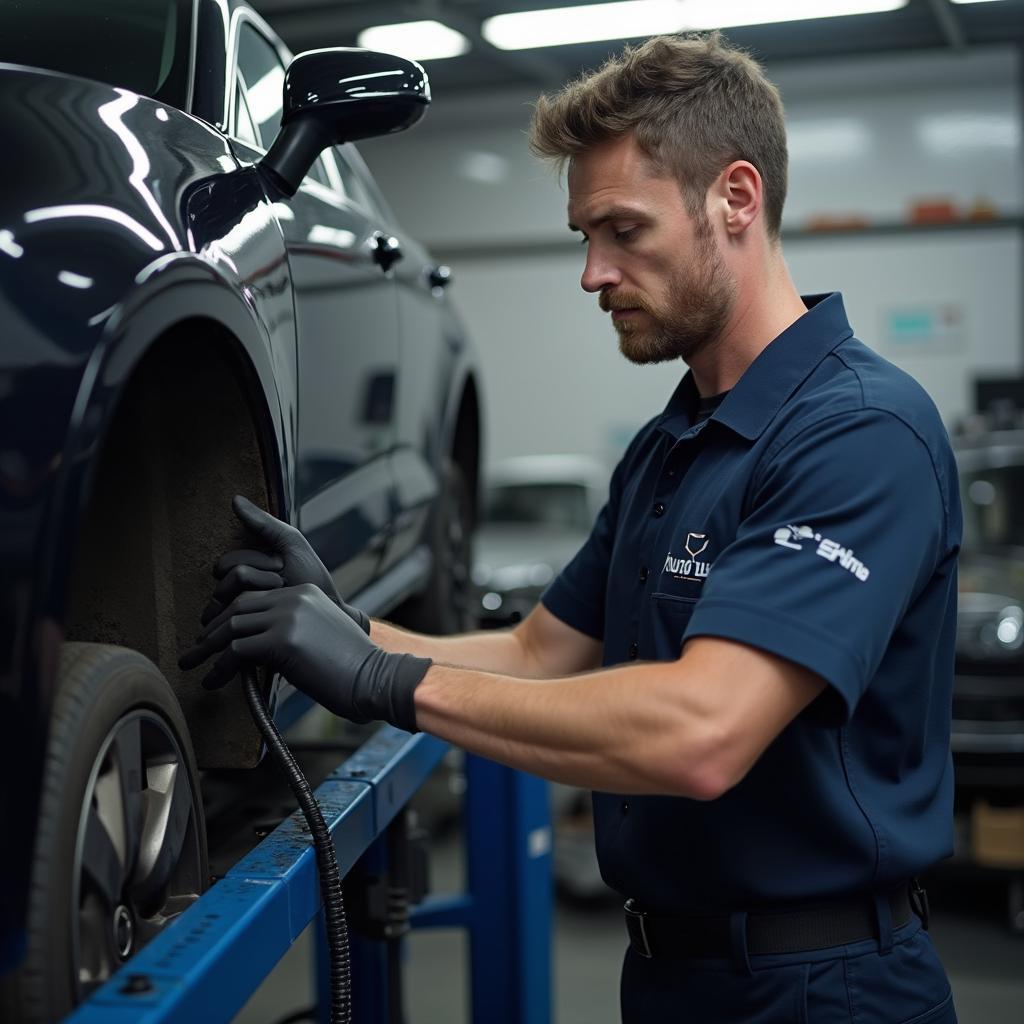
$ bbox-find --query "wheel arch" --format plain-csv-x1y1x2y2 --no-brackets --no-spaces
42,260,291,769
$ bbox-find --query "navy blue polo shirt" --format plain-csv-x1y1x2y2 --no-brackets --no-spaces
541,293,962,912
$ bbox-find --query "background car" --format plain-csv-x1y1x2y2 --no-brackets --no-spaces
472,454,609,628
469,453,616,902
0,2,481,1019
950,405,1024,930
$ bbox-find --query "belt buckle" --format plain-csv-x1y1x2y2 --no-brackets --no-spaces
624,898,653,958
909,877,930,930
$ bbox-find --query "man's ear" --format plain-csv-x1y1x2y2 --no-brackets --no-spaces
715,160,761,237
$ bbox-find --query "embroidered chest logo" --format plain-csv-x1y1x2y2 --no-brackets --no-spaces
662,532,713,583
773,524,870,582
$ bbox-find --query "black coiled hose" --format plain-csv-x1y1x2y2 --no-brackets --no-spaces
243,670,351,1024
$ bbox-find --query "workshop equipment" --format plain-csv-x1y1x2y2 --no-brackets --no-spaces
61,708,553,1024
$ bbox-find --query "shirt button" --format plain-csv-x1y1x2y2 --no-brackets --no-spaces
653,502,665,517
621,801,630,815
628,641,639,659
667,467,676,477
639,566,649,582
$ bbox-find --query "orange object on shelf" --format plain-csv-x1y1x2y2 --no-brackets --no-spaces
804,214,871,232
909,199,959,224
967,196,999,221
972,801,1024,869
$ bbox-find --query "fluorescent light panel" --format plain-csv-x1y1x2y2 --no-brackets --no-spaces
358,20,470,61
483,0,908,51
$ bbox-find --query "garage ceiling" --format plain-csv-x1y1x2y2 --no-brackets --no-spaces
256,0,1024,95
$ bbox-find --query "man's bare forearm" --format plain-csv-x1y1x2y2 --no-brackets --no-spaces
369,620,543,677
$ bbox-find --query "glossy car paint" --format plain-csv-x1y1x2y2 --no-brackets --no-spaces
0,0,479,970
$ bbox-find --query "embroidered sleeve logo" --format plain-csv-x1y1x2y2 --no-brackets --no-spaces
772,524,870,582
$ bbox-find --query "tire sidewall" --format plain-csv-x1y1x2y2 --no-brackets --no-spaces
13,643,206,1022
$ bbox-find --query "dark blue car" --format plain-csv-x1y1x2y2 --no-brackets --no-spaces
0,2,482,1018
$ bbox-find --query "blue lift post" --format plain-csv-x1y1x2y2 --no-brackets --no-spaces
327,753,554,1023
63,726,553,1024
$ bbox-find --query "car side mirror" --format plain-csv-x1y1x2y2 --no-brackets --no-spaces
260,48,430,197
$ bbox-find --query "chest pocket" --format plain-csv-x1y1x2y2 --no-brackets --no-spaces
649,592,699,659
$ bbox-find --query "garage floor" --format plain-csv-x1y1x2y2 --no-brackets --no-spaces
232,825,1024,1024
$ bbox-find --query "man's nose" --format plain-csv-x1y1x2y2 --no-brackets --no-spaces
580,248,621,293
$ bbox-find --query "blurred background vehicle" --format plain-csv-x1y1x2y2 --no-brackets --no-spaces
472,454,609,628
472,454,616,901
950,403,1024,931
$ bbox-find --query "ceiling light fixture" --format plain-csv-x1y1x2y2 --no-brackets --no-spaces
357,20,471,61
482,0,908,51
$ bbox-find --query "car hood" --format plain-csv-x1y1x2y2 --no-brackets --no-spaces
957,550,1024,660
473,524,587,590
958,550,1024,606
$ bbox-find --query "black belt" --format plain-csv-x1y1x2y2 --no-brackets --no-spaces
624,880,929,959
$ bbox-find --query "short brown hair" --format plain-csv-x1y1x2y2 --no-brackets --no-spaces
529,32,788,239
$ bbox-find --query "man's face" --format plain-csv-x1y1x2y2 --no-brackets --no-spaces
567,134,736,366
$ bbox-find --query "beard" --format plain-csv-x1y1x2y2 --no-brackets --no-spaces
600,222,736,366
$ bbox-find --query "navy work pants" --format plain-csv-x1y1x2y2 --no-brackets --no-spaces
620,917,957,1023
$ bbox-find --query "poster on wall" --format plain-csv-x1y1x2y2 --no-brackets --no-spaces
882,304,966,353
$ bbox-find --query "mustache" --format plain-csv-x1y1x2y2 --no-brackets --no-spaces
599,290,649,314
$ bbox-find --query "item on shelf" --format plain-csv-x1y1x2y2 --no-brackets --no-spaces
971,801,1024,869
804,214,871,231
909,198,959,224
967,196,999,222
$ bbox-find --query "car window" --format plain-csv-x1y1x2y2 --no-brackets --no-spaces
960,461,1024,550
233,72,259,148
235,24,286,149
235,23,331,188
485,483,593,532
0,0,193,108
332,147,376,211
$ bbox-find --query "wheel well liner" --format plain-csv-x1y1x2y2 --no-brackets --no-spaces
63,318,279,769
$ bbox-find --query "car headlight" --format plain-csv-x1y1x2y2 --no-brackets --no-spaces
989,605,1024,651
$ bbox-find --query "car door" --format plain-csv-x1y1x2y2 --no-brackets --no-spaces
331,145,445,573
230,17,400,598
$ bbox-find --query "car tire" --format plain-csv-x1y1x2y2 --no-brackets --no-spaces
393,458,475,635
0,642,208,1023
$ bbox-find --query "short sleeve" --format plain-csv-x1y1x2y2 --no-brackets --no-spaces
685,410,947,720
540,422,656,640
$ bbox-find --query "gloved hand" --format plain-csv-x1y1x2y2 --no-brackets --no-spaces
201,495,370,635
178,583,430,732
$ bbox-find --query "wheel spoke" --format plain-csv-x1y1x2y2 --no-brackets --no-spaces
77,891,111,996
111,718,144,878
131,760,193,904
81,803,125,909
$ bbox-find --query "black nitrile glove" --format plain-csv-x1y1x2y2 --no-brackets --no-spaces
201,495,370,635
178,583,430,732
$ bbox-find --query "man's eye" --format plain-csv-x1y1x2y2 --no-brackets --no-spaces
614,227,638,242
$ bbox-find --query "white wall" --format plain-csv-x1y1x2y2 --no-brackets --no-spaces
359,46,1023,470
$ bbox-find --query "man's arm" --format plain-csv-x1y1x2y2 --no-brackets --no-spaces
183,585,823,791
370,602,604,679
413,635,826,797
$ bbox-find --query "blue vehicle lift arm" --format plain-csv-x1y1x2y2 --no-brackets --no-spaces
63,726,553,1024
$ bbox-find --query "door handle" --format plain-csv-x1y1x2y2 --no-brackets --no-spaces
371,231,403,272
427,264,452,292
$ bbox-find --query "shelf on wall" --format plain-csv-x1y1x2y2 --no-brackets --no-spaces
782,216,1024,241
433,216,1024,262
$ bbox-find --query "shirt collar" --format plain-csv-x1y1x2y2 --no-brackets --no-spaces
656,292,854,442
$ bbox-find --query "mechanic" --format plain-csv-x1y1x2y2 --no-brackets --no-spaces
181,32,961,1023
